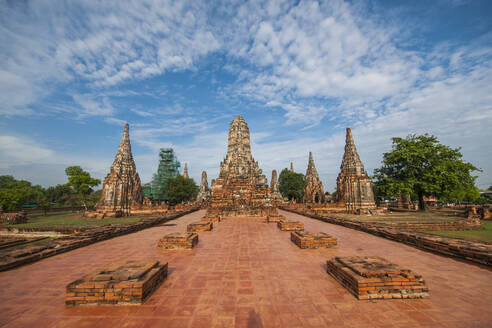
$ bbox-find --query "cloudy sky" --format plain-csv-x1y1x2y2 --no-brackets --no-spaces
1,0,491,192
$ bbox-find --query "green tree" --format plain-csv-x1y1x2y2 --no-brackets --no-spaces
65,166,100,210
373,134,480,211
278,168,305,202
0,175,45,211
45,184,72,205
164,174,198,205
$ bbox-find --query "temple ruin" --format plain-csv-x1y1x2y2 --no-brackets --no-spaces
270,169,283,201
97,124,143,215
304,152,325,203
196,171,211,202
183,163,189,179
206,115,275,217
336,128,376,212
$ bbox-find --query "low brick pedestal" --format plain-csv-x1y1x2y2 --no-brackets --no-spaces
291,231,337,249
187,221,213,232
266,215,286,223
327,256,429,300
157,233,198,249
201,216,221,223
278,220,304,231
0,212,27,225
65,261,167,306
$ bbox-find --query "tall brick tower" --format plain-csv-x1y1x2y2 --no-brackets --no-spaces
304,152,324,203
336,128,376,212
207,115,275,217
98,123,143,215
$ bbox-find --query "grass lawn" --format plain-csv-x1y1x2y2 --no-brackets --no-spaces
12,211,143,229
424,221,492,243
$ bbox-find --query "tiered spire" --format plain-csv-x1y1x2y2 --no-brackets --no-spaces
340,128,365,175
219,115,267,186
304,152,324,203
270,169,282,200
207,115,274,217
197,171,211,201
183,163,189,178
98,123,143,214
290,162,294,172
336,128,376,212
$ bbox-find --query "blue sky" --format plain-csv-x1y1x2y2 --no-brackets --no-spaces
1,0,491,192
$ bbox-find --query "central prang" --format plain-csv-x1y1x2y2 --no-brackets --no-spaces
205,115,276,218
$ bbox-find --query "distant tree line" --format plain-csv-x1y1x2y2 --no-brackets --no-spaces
0,166,100,212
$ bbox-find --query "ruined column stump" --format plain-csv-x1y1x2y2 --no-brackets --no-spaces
326,256,429,300
187,221,213,232
201,216,221,223
266,214,286,223
157,233,198,249
278,220,304,231
291,231,337,249
65,261,167,306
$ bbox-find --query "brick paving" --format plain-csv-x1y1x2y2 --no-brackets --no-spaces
0,209,491,327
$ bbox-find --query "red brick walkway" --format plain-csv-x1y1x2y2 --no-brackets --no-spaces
1,210,491,327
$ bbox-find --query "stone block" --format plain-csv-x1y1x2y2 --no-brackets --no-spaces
65,261,167,306
0,212,27,225
187,221,213,232
266,215,286,223
277,220,304,231
326,256,429,300
157,233,198,249
201,216,221,223
291,231,337,249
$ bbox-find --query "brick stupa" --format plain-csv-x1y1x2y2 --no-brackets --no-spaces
304,152,324,203
336,128,376,212
206,115,276,218
97,123,143,216
196,171,211,202
270,169,283,202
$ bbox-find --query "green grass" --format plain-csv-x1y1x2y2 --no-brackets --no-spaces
12,211,143,229
424,221,492,243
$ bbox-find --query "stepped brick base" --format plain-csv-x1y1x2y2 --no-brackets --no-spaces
201,216,221,223
327,256,429,300
65,261,167,306
266,215,286,223
277,220,304,231
291,231,337,249
187,221,213,232
157,233,198,249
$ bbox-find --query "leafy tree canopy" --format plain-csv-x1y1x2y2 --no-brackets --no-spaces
278,168,305,202
373,134,480,210
0,175,45,211
65,166,100,208
164,174,198,205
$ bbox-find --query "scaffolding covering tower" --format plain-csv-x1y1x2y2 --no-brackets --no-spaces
151,148,180,201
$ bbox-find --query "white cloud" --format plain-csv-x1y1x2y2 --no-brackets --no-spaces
0,136,54,169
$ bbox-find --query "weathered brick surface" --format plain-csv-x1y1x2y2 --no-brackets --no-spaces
282,206,492,267
187,221,213,232
327,256,429,300
0,207,199,272
0,212,27,225
277,220,304,231
200,216,221,223
65,261,167,306
266,215,286,223
205,116,277,218
291,231,337,249
157,233,198,249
